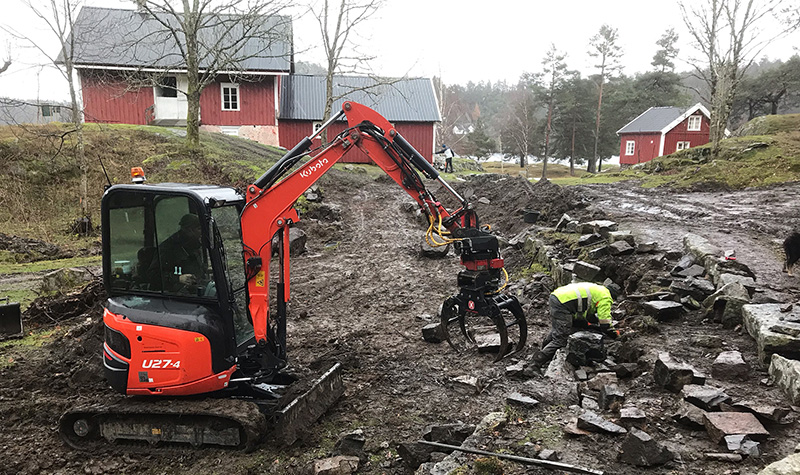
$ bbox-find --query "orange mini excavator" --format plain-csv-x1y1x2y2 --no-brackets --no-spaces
59,102,526,451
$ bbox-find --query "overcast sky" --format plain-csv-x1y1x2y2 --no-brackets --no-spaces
1,0,798,102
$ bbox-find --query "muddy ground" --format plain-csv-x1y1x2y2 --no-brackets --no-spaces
1,172,799,475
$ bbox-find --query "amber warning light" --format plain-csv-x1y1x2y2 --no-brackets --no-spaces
131,167,146,184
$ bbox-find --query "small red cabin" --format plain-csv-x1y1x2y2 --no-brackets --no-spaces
617,103,711,165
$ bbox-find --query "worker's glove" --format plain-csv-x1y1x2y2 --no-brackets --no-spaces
599,323,620,339
179,274,197,286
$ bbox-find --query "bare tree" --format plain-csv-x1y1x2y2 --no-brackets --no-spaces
588,24,622,173
681,0,797,157
539,44,567,180
123,0,291,148
4,0,90,225
310,0,384,134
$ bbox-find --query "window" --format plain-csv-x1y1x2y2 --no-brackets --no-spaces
157,76,178,98
41,105,51,117
221,83,240,111
312,122,323,133
625,141,635,156
676,141,691,151
687,115,702,131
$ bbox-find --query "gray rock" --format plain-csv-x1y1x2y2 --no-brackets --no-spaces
618,428,673,466
577,410,627,434
704,453,743,462
682,384,731,411
423,423,476,446
565,221,580,233
587,372,619,391
537,449,560,461
573,261,602,281
313,455,360,475
672,254,697,274
555,213,574,232
505,361,525,377
712,351,749,381
654,352,704,392
681,296,702,310
580,220,618,235
673,400,707,430
506,392,540,409
333,430,366,457
271,227,307,257
609,240,635,256
40,267,95,295
613,363,639,379
678,264,706,278
729,400,791,424
422,323,444,343
636,242,658,253
725,434,761,457
743,304,800,364
578,233,605,247
718,273,756,294
620,406,647,427
574,368,588,381
683,233,722,263
758,453,800,474
768,354,800,405
608,231,635,246
670,277,716,301
581,396,600,411
600,384,625,411
397,442,433,469
588,246,610,259
566,331,606,367
643,300,685,321
705,282,752,328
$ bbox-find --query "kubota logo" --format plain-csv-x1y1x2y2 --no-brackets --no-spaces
142,359,181,369
300,158,329,178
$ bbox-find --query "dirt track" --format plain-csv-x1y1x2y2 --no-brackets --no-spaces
1,173,799,474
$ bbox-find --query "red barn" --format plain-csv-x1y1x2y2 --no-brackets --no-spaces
617,103,711,165
68,7,439,163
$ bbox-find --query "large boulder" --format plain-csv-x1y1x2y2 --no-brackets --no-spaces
704,282,751,328
768,354,800,405
566,331,606,367
743,304,800,364
758,453,800,475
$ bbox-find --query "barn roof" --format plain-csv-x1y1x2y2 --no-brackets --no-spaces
617,103,710,134
279,75,441,122
67,7,292,73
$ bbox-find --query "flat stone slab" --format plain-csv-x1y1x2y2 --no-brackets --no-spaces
678,264,706,278
718,273,756,292
682,384,731,411
654,352,705,392
577,411,627,435
672,401,707,430
712,351,749,381
643,300,685,321
609,240,635,256
573,261,601,281
683,233,722,262
728,400,791,424
506,392,540,409
743,304,800,364
768,353,800,405
704,412,770,444
620,407,647,426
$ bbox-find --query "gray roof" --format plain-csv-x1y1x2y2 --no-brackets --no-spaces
68,7,292,72
617,106,685,134
279,75,440,122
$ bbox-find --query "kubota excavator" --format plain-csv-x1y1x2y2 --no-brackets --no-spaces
58,101,527,451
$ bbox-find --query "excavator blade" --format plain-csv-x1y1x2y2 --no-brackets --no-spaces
270,362,344,445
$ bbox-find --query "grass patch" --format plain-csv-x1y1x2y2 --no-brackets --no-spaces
473,457,504,475
0,289,40,311
514,262,550,280
0,256,101,275
0,328,56,352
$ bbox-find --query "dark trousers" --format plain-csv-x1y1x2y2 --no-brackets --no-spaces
445,157,453,173
539,295,578,364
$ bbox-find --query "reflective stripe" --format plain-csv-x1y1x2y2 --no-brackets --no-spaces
574,288,583,313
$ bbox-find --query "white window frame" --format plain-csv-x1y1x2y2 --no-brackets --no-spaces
687,115,702,131
312,121,323,133
625,140,635,156
220,83,240,111
676,141,691,151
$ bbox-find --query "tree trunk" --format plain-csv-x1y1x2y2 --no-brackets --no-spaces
590,80,604,174
542,102,552,180
66,62,87,218
570,123,576,176
322,72,334,144
184,8,201,149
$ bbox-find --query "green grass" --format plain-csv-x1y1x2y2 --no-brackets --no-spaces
0,289,39,311
0,256,101,275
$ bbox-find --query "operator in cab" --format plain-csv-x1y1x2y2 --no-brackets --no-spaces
152,213,207,294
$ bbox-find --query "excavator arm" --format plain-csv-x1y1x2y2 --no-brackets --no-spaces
239,101,523,374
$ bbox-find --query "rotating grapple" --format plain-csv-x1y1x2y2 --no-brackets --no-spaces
439,227,527,361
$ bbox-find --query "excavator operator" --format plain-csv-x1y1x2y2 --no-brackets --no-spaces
153,213,207,294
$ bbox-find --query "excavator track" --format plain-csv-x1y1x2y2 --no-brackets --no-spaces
59,363,344,452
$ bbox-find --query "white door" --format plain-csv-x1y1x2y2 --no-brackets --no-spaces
153,75,188,121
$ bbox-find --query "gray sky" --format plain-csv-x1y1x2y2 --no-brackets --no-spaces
1,0,798,102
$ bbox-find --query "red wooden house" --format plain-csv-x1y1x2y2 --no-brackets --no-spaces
616,103,711,165
67,7,440,162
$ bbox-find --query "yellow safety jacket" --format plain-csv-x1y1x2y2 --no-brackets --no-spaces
551,283,613,325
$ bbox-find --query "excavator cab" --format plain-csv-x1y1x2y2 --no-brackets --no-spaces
101,183,255,396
